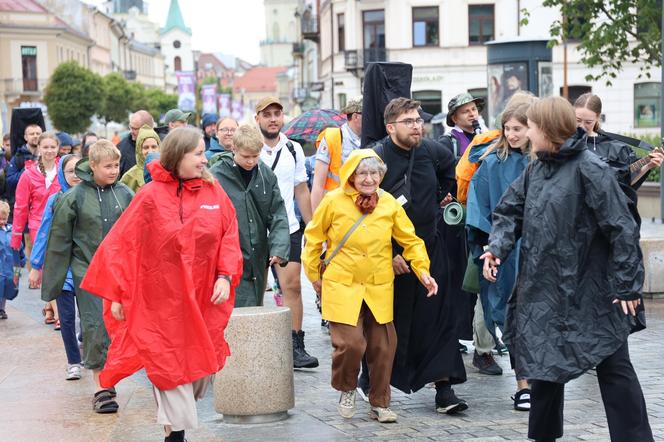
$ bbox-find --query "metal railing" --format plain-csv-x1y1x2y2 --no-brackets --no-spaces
301,14,319,40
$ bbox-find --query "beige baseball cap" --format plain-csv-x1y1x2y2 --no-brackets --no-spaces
255,96,284,113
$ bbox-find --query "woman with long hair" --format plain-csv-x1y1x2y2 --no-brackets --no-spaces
466,99,536,411
481,97,652,441
81,127,243,441
12,132,61,323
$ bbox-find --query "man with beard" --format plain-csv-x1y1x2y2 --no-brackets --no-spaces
6,123,42,204
367,97,468,414
255,96,318,369
118,110,154,176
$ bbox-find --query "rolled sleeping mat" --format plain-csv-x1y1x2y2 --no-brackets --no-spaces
443,201,466,225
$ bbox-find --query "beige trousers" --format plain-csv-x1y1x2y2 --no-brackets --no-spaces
152,375,214,431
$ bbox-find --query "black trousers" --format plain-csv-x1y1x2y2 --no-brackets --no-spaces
528,341,652,442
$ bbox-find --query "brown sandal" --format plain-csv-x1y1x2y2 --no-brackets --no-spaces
42,305,56,324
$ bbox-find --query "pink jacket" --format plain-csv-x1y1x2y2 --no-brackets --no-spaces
11,161,61,249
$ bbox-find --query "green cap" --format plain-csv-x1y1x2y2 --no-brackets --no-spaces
446,93,485,127
164,109,191,124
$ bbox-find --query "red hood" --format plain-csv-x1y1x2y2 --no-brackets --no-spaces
148,160,205,192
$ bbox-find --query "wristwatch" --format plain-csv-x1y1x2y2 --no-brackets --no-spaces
218,275,231,283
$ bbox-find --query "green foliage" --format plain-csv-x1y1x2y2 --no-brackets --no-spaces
99,72,133,124
43,61,103,133
128,82,148,111
144,88,178,122
541,0,661,86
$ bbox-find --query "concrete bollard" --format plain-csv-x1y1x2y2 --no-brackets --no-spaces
641,238,664,297
214,306,294,423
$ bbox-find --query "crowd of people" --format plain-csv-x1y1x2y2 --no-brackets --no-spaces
0,86,662,442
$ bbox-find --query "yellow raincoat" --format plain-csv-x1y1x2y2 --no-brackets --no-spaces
302,149,430,326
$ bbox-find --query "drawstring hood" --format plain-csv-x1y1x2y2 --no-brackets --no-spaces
147,160,207,224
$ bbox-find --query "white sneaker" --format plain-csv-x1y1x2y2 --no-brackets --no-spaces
337,390,356,418
66,364,82,380
370,406,397,423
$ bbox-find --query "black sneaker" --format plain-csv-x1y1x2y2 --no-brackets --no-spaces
292,330,319,368
472,351,503,375
512,388,531,411
164,429,185,442
0,309,7,319
356,370,370,402
493,341,508,356
435,385,468,414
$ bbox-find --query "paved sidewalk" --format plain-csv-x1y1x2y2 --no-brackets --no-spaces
2,274,664,441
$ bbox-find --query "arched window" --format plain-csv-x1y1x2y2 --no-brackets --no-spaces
174,56,182,72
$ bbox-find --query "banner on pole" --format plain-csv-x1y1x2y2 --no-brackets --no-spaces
175,72,196,112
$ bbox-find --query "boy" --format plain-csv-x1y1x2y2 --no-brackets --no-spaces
42,140,133,414
209,124,290,307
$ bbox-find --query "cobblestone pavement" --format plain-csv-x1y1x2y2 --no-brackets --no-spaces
2,225,664,441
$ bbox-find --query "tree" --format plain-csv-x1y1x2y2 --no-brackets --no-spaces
531,0,661,85
43,61,103,133
144,88,178,123
99,73,133,124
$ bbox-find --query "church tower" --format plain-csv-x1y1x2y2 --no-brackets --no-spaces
160,0,193,87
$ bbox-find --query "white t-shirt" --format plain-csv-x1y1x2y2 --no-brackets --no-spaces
45,166,57,188
260,133,307,233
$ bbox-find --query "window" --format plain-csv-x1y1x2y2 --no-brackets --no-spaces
560,85,591,104
412,90,442,116
174,56,182,72
563,4,590,41
467,87,488,124
173,40,181,49
338,93,347,111
338,13,345,52
412,7,439,47
21,46,38,91
634,82,660,128
363,10,386,63
637,0,662,36
468,5,494,45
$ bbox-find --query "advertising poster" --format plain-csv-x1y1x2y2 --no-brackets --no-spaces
218,94,231,118
487,62,528,127
176,72,196,112
201,84,218,115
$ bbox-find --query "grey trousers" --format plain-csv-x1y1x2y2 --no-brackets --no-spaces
473,298,495,355
152,375,214,431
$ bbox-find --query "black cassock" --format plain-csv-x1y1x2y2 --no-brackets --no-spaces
374,136,467,393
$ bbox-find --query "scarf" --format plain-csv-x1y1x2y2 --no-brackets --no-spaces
355,192,379,214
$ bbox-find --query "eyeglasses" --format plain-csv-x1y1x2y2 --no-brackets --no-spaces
389,118,424,128
218,128,236,134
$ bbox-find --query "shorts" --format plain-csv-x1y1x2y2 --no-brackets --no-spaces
289,228,303,263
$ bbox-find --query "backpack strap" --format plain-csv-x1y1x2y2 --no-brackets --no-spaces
286,141,297,164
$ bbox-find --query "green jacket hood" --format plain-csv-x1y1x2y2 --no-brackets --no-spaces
75,158,94,183
135,125,161,168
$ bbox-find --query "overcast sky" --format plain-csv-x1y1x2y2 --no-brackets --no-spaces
87,0,266,64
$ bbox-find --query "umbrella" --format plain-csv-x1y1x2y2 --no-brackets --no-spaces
283,109,346,144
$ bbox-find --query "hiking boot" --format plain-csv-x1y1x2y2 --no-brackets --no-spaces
370,406,397,423
337,390,356,418
435,385,468,414
472,351,503,375
0,309,7,319
292,330,319,368
66,363,82,381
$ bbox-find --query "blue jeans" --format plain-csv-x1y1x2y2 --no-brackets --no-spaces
56,290,81,365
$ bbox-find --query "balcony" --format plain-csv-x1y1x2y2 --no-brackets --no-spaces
344,48,388,72
292,42,305,58
1,78,48,96
301,14,319,42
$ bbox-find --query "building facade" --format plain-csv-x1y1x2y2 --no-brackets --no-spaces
260,0,300,67
317,0,661,133
0,0,94,134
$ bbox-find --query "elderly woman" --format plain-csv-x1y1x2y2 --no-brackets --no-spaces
302,149,437,424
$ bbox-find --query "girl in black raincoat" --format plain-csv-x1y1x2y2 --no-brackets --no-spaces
481,97,652,441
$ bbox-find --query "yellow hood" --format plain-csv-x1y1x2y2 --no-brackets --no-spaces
338,149,384,191
135,125,161,168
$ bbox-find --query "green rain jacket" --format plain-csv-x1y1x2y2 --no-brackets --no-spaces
120,125,160,192
209,152,290,307
41,158,134,369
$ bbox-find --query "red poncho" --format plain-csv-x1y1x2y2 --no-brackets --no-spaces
81,162,243,390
